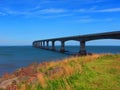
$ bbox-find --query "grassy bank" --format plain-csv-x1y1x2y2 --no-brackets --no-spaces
0,54,120,90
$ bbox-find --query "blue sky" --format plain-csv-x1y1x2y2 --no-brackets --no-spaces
0,0,120,46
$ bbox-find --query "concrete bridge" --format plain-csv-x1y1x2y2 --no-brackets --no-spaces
33,31,120,55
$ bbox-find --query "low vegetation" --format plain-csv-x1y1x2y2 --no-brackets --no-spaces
0,54,120,90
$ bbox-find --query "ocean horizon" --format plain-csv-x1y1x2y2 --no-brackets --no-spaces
0,46,120,76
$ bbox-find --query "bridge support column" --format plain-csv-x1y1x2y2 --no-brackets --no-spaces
38,42,40,48
40,42,42,48
46,41,49,49
52,41,55,50
35,43,37,47
34,42,36,47
60,41,66,52
37,42,39,48
43,41,45,48
41,42,43,48
79,41,86,55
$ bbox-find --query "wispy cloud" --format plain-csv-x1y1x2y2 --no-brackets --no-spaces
96,8,120,12
80,0,106,4
46,0,106,4
76,7,120,13
1,8,31,17
1,7,71,18
40,8,67,14
3,7,66,14
75,18,113,23
39,14,73,19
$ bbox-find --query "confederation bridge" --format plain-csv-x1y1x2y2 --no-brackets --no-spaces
33,31,120,55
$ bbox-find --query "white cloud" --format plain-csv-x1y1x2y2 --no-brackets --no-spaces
40,8,67,14
96,8,120,12
49,0,106,4
2,7,69,18
2,8,31,17
76,7,120,13
75,18,113,23
26,6,41,12
40,14,73,19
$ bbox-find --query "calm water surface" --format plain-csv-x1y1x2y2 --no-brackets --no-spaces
0,46,120,76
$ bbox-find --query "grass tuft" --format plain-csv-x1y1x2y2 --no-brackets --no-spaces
0,54,120,90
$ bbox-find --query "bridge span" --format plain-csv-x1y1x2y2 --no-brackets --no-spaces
33,31,120,55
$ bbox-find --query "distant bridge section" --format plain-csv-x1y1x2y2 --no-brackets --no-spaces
33,31,120,55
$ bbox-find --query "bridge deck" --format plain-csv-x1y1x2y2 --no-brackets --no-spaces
35,31,120,42
33,31,120,55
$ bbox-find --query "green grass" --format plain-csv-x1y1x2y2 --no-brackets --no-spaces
1,54,120,90
25,54,120,90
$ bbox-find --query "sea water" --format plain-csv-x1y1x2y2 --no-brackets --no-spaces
0,46,120,76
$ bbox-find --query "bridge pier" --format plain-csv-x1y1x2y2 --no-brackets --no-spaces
35,43,37,47
37,42,39,48
40,42,43,48
42,41,45,48
46,41,49,49
60,41,66,52
33,31,120,55
38,42,40,47
33,42,36,47
79,41,86,55
52,41,55,50
38,42,40,48
40,42,42,48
